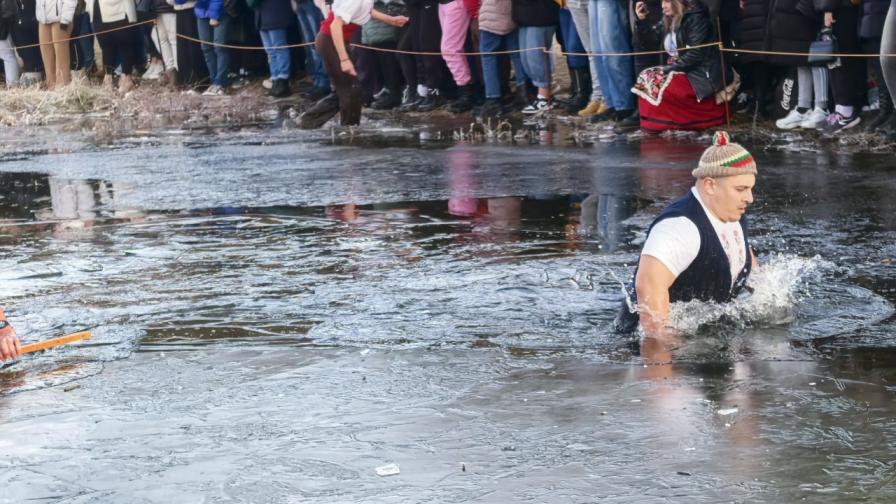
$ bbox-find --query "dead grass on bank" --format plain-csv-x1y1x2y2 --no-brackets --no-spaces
0,76,277,130
0,78,117,126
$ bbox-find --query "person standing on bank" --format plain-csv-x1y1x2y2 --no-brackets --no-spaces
616,132,759,350
87,0,140,93
307,0,408,126
0,306,22,362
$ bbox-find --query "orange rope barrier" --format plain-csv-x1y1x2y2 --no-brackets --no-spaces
14,19,156,50
174,32,315,50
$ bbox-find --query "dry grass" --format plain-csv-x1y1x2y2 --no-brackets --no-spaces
0,77,117,126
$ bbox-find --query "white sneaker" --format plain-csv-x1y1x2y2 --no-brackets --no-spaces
522,97,552,114
775,108,808,129
202,85,227,96
142,61,164,80
799,107,829,129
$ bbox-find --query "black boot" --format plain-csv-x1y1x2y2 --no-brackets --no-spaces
477,97,503,118
866,85,893,133
881,111,896,138
565,68,590,113
448,84,474,113
269,79,291,98
415,88,443,112
613,110,640,133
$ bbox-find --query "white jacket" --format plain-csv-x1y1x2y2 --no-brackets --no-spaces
86,0,137,23
35,0,78,25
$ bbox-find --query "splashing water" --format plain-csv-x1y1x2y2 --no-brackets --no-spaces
667,254,830,334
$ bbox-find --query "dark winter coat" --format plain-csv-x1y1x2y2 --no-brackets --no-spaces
738,0,769,63
254,0,294,30
0,0,16,39
637,3,732,101
859,0,889,39
152,0,174,14
511,0,558,26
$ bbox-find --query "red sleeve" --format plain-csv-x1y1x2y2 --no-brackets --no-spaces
463,0,480,18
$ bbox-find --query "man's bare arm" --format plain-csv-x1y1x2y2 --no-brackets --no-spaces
634,255,677,341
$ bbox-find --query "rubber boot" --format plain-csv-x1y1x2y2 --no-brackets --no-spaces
565,67,590,113
866,83,893,133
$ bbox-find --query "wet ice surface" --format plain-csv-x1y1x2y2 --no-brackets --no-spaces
1,131,895,502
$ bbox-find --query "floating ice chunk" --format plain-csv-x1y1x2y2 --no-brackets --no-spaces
375,463,400,477
717,407,738,416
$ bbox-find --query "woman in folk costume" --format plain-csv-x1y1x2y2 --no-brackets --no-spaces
631,0,738,132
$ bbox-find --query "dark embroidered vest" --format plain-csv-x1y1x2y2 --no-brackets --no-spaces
615,190,752,333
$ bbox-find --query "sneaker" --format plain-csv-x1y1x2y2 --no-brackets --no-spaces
372,88,402,110
776,108,809,130
142,61,164,80
415,89,443,112
262,78,273,90
522,97,551,114
798,107,828,129
202,85,227,96
577,100,607,117
819,111,861,134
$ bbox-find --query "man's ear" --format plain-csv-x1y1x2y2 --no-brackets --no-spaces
700,177,715,195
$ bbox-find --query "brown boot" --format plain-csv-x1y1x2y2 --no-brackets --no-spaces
165,68,179,89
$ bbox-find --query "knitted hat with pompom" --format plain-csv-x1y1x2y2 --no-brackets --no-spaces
692,131,757,179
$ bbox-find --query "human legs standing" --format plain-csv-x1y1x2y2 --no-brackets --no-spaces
260,28,291,96
568,1,603,114
0,35,20,85
879,2,896,134
438,0,473,111
518,25,555,112
296,0,329,92
589,0,634,120
197,15,232,88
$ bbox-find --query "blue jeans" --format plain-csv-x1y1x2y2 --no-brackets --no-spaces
196,15,231,86
518,26,555,89
260,29,290,80
589,0,634,110
479,29,527,99
296,0,330,89
559,8,587,69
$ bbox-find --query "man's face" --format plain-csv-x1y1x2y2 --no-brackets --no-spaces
703,174,756,222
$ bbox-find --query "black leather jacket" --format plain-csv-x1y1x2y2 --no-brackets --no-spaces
636,4,729,101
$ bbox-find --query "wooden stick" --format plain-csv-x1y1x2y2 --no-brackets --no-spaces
21,331,92,355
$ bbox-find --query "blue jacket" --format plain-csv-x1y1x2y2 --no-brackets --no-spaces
193,0,224,19
615,190,752,333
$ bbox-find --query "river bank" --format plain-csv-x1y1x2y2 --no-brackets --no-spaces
1,77,894,154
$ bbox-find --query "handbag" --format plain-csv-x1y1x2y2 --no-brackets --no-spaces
807,29,838,67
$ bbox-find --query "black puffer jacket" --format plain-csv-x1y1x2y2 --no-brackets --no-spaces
0,0,15,40
637,2,731,101
859,0,888,39
511,0,558,27
738,0,769,64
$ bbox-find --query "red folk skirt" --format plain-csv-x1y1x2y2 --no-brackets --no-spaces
638,74,727,132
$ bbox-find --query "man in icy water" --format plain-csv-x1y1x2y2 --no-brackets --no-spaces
616,131,759,352
0,306,22,362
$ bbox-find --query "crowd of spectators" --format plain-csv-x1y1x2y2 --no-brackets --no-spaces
0,0,893,135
